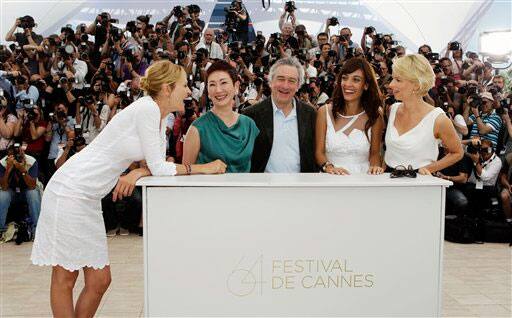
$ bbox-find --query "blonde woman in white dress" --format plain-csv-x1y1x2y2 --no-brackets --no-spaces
384,54,463,174
31,61,227,317
316,57,385,175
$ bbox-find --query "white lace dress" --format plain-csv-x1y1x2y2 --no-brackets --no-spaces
31,96,177,271
325,106,371,174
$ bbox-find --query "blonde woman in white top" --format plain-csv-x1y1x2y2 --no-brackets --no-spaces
384,54,463,175
31,61,227,318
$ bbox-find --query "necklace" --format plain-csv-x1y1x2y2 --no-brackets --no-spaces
336,110,365,118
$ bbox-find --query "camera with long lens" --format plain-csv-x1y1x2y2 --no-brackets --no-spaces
98,12,118,26
327,17,339,27
496,98,511,116
426,52,440,63
285,1,296,13
449,41,460,51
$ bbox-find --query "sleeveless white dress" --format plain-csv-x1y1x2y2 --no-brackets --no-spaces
31,96,177,271
384,102,444,170
325,106,371,174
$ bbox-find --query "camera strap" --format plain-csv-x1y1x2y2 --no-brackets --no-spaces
262,0,270,10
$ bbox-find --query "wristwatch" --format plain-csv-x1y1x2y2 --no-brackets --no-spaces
321,161,333,172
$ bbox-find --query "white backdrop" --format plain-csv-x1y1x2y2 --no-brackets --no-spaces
0,0,510,53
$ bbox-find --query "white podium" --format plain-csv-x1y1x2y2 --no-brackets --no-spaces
137,173,451,317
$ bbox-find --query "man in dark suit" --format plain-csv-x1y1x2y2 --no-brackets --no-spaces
243,57,318,172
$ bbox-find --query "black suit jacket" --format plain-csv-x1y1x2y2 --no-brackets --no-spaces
243,98,318,173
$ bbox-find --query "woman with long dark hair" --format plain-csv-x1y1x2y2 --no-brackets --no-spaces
315,57,384,175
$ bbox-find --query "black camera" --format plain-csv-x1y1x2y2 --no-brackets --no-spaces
156,25,168,35
467,142,481,155
58,44,75,60
269,33,281,47
18,16,35,29
327,17,339,26
469,94,482,110
365,26,375,35
328,50,337,58
123,47,137,63
98,12,117,26
433,64,443,74
78,95,95,106
449,41,460,51
12,143,24,163
426,52,440,62
126,21,137,34
285,1,296,13
172,6,186,17
56,110,67,121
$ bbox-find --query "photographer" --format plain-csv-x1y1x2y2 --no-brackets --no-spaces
54,129,87,169
294,25,313,51
195,28,224,60
436,143,472,216
0,142,40,235
13,105,46,164
164,6,188,44
187,5,205,32
308,32,329,57
45,103,75,177
465,139,502,227
463,92,502,150
50,45,88,90
336,28,360,61
0,93,18,156
224,0,249,44
279,2,297,36
75,94,109,144
5,16,43,46
444,41,464,78
14,75,39,110
120,47,148,81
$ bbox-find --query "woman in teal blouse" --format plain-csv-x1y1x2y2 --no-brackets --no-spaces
183,60,259,172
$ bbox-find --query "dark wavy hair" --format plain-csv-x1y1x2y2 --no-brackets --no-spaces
331,57,382,139
206,60,239,84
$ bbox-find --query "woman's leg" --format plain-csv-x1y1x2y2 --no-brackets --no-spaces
75,265,112,318
51,265,79,318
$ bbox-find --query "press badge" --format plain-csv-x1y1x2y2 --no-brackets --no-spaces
475,180,484,190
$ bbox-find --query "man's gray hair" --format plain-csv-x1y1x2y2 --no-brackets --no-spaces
269,56,305,86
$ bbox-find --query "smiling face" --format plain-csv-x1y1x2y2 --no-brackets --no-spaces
340,69,368,103
168,71,191,113
389,75,418,101
207,71,239,109
270,65,300,106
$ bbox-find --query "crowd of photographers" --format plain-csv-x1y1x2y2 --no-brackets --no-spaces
0,0,511,241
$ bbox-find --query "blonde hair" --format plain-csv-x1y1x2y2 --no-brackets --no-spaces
392,54,435,96
139,60,185,97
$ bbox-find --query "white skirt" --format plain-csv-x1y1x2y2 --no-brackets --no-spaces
31,184,109,272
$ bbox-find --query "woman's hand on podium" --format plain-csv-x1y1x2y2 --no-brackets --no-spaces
112,170,140,202
200,159,227,174
418,167,432,176
368,166,384,175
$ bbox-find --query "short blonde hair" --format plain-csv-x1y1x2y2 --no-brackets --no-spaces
392,54,435,96
139,60,185,97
